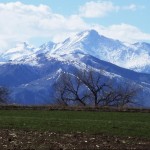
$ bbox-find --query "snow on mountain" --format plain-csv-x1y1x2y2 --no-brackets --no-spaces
0,29,150,106
0,42,35,62
35,41,56,54
2,53,149,106
125,42,150,72
44,30,150,73
0,29,150,73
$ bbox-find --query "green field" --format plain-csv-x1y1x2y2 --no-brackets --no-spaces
0,110,150,138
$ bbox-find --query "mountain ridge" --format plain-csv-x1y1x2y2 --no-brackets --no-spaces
1,29,150,73
0,29,150,106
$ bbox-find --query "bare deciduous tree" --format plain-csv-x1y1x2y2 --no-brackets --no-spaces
77,69,112,106
108,82,139,107
55,72,90,106
54,69,139,107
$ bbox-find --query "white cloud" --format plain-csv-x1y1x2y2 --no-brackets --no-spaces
0,2,88,50
92,23,150,43
123,4,137,11
122,4,145,11
79,1,142,18
0,2,149,51
79,1,119,18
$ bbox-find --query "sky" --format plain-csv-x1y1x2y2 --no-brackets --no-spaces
0,0,150,50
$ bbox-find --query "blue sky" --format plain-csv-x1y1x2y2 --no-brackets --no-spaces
0,0,150,49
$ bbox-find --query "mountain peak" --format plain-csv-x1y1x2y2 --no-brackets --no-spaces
76,29,100,39
0,42,35,62
39,41,55,49
35,41,56,55
87,29,100,36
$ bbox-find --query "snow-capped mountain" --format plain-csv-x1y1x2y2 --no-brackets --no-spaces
0,42,35,62
1,52,150,106
1,30,150,73
36,41,56,55
45,29,150,74
0,29,150,106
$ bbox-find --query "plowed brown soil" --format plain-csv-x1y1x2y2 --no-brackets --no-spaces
0,129,149,150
